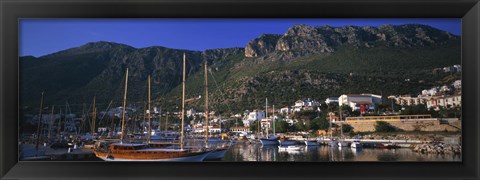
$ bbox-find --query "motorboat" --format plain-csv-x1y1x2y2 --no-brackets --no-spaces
278,139,297,146
260,138,279,146
350,140,363,150
304,140,318,146
260,135,279,146
278,145,303,151
328,139,339,147
337,140,349,147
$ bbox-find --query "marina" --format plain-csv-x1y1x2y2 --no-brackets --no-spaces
19,137,461,162
18,20,463,163
223,142,462,162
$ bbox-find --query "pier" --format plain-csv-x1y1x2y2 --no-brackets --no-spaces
20,144,97,161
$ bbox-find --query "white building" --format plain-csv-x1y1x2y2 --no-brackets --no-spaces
280,106,291,114
325,97,339,104
390,95,427,106
229,126,251,134
293,98,321,112
294,100,304,107
186,109,197,117
260,118,272,129
421,87,439,96
453,64,462,72
242,110,265,127
426,94,462,110
453,80,462,89
193,125,222,133
338,94,382,113
153,107,161,114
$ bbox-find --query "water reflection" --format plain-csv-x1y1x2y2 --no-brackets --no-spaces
222,143,461,162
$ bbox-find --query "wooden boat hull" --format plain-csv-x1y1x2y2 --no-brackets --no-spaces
94,149,211,162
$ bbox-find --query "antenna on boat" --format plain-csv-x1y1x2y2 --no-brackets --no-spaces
120,68,129,144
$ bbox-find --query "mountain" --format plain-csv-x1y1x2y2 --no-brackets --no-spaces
20,24,461,115
20,41,243,110
245,24,458,60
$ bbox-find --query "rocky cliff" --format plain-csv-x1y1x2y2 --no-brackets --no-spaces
245,24,459,60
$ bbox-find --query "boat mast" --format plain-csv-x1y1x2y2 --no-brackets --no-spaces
47,105,55,140
80,103,85,135
79,104,85,135
143,102,146,134
219,115,222,135
57,108,62,141
339,105,343,140
181,53,186,150
165,112,169,131
120,68,129,143
158,106,162,131
272,104,275,136
265,98,268,138
110,109,115,137
35,92,44,152
329,111,333,140
91,96,96,137
204,62,209,148
147,75,151,142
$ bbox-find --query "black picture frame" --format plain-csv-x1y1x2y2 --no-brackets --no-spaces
1,0,479,179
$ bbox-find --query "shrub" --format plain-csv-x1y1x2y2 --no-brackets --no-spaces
374,121,397,132
342,123,354,133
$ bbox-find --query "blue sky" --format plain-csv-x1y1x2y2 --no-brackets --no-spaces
19,19,461,57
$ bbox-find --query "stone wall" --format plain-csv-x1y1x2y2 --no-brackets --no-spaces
337,120,461,132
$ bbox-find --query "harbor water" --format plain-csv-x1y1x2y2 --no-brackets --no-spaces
221,142,461,162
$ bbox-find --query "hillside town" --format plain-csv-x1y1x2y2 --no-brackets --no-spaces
22,65,462,138
18,20,462,162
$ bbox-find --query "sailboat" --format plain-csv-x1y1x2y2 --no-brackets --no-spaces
94,54,212,161
337,123,349,147
327,112,338,147
260,98,279,146
201,63,231,160
337,107,348,147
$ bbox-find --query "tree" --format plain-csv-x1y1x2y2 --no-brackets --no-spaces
374,121,397,132
294,110,317,120
401,104,429,115
312,117,330,130
306,119,319,131
295,120,306,132
342,123,354,133
274,120,289,133
249,121,258,133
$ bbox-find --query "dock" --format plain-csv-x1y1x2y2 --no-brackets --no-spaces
20,144,97,161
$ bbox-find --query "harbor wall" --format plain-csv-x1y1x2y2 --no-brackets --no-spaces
339,120,461,132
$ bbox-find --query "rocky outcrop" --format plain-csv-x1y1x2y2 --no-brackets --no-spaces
245,34,282,57
245,24,459,60
202,48,244,62
413,143,462,154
